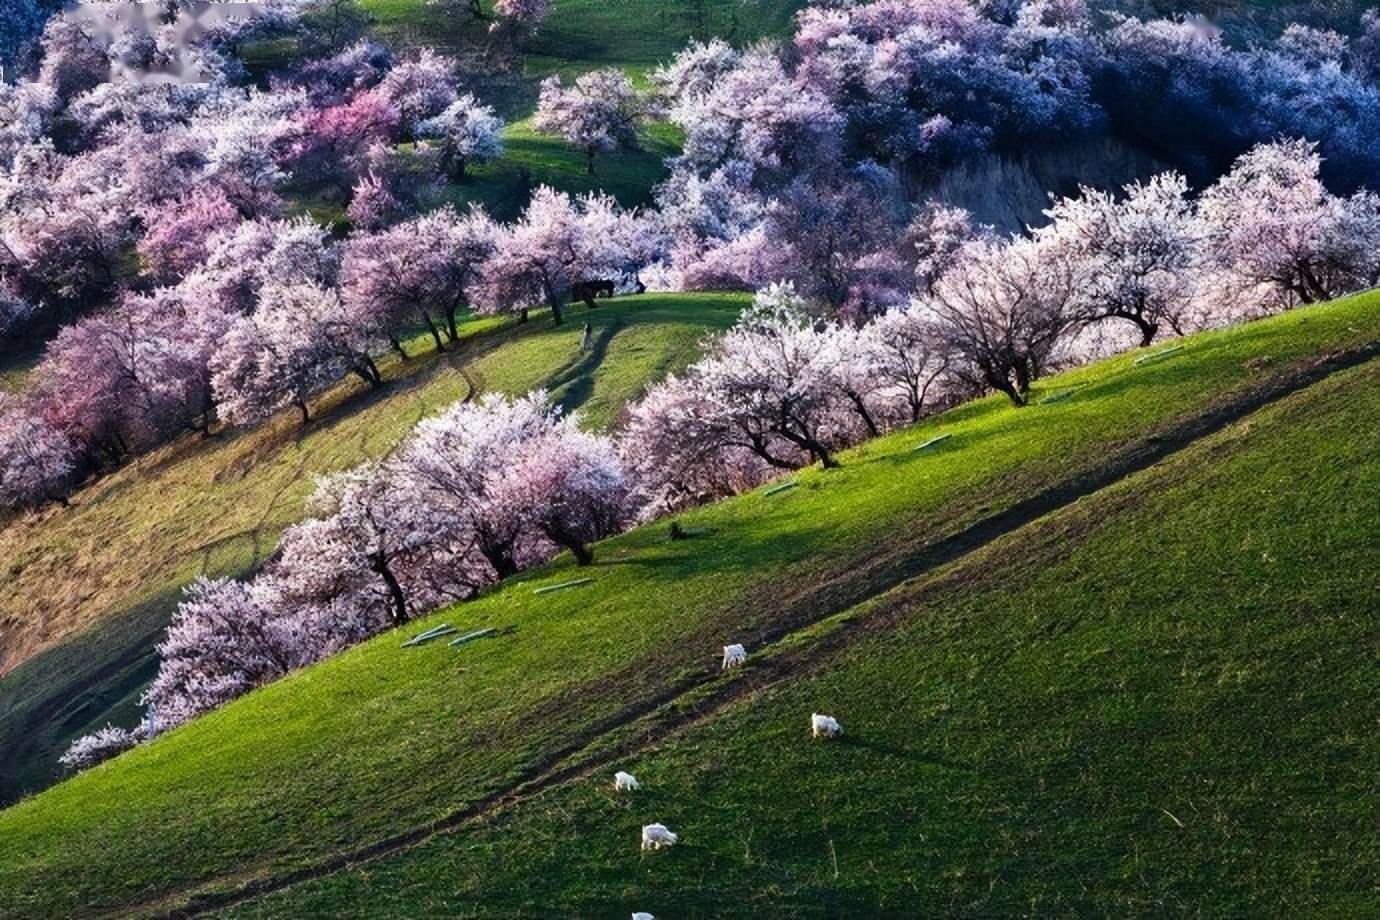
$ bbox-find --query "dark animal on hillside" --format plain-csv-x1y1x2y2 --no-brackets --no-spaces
573,279,616,309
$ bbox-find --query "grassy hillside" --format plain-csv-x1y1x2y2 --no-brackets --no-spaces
235,341,1380,917
361,0,803,71
0,292,1376,917
346,0,805,220
0,293,742,804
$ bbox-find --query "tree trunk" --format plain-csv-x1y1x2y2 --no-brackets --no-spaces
986,370,1025,407
390,336,409,360
747,443,799,470
518,308,529,324
550,300,564,325
423,312,445,352
480,541,519,579
446,305,461,342
371,553,409,626
586,148,597,176
552,532,594,566
1013,361,1032,399
297,399,311,424
847,392,879,438
355,356,383,387
1137,319,1158,348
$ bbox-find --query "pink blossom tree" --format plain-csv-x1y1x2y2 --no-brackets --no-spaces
141,576,309,728
58,725,137,770
619,373,775,516
37,17,108,101
397,390,625,574
397,391,555,579
210,281,382,426
291,87,403,187
274,464,462,628
138,188,240,284
507,421,628,565
489,0,553,55
1198,139,1380,307
376,49,458,136
341,205,497,351
864,304,956,424
0,395,76,510
347,171,403,232
476,188,641,324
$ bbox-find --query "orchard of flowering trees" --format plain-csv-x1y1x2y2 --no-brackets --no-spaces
6,0,1380,520
135,391,628,728
2,0,1377,767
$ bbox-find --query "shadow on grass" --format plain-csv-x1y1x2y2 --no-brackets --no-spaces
543,316,626,414
0,583,192,805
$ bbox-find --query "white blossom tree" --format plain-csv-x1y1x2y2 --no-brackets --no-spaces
417,94,504,180
912,237,1078,406
1198,139,1380,307
1040,172,1206,346
533,69,652,175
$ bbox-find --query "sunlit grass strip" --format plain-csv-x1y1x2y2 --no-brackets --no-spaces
1134,344,1186,366
762,480,800,497
533,578,594,596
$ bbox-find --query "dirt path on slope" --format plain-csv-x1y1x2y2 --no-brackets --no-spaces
141,343,1380,919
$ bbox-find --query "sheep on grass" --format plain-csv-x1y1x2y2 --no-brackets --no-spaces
811,713,842,738
614,770,640,792
721,643,747,669
641,823,678,850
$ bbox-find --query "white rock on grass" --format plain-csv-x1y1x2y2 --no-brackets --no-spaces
614,770,640,792
721,643,747,670
641,822,678,851
811,713,842,738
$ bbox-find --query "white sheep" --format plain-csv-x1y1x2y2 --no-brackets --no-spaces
641,823,678,851
632,913,655,920
811,713,842,738
721,643,747,670
614,770,640,792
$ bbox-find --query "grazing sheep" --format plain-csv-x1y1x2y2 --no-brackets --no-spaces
641,823,678,851
614,770,640,792
721,643,747,670
811,713,842,738
632,913,655,920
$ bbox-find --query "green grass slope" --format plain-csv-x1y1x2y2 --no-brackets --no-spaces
361,0,803,72
0,294,741,805
235,341,1380,918
0,292,1376,917
267,1,806,226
